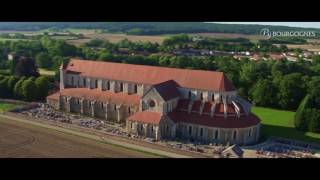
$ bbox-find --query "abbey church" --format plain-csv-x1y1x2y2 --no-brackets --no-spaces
47,59,260,145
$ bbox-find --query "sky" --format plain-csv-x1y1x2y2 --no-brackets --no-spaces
211,22,320,29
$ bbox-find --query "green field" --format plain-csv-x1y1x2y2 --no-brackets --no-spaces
252,107,320,144
0,38,32,42
39,68,55,76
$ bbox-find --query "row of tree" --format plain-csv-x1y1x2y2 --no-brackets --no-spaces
0,75,51,101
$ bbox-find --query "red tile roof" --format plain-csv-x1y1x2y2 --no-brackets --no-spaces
168,111,260,128
191,100,202,112
127,111,162,125
215,103,225,114
177,99,190,111
202,102,212,114
58,88,140,106
153,80,180,101
47,92,60,101
66,59,235,92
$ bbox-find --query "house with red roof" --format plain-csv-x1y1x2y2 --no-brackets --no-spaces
47,59,260,145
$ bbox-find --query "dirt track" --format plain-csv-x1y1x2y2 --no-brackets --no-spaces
0,117,159,158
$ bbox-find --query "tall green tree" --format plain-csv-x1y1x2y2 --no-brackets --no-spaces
13,77,26,99
278,73,306,110
21,79,37,101
34,76,51,100
15,57,40,78
35,52,53,69
250,79,276,106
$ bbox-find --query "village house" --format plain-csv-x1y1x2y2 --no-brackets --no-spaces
47,59,261,145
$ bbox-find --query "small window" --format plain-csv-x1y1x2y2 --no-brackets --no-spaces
71,76,74,86
249,129,252,137
95,80,98,88
134,84,138,93
101,102,104,109
200,128,203,137
233,131,237,140
166,125,169,133
114,105,117,111
83,78,86,87
130,123,133,129
128,107,131,113
151,126,153,133
188,91,192,99
212,94,215,101
200,92,203,101
188,126,192,136
65,97,68,103
106,81,110,90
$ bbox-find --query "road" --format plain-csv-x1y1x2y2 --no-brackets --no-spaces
0,116,160,158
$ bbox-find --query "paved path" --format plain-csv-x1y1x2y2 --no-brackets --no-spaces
0,114,191,158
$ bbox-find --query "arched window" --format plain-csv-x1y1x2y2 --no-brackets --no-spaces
233,131,237,140
83,78,86,87
134,84,138,93
107,81,110,90
214,130,219,140
120,82,123,91
188,91,192,99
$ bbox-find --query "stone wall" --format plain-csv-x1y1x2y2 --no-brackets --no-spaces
175,121,260,145
52,95,138,124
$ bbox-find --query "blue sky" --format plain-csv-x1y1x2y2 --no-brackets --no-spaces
211,22,320,29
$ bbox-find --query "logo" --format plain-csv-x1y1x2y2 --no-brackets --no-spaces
260,28,316,39
260,28,271,39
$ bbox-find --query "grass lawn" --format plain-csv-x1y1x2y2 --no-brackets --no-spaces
0,102,19,113
252,107,320,144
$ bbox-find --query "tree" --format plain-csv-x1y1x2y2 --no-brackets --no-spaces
21,79,37,101
250,79,276,107
13,77,26,99
15,57,40,78
307,76,320,104
7,56,19,75
7,76,19,97
295,94,320,132
0,77,10,98
35,52,53,69
278,73,306,110
35,76,51,100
